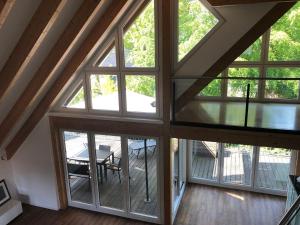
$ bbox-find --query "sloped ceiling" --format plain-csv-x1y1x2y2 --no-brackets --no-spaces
0,0,294,159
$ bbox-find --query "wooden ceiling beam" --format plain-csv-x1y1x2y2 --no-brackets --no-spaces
208,0,298,6
175,2,296,112
0,0,15,29
0,0,64,101
4,0,128,160
0,0,102,148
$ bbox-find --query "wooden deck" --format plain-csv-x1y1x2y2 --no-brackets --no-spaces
192,150,290,191
68,144,159,217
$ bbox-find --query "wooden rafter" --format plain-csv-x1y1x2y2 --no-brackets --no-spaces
0,0,102,147
0,0,65,100
0,0,15,29
4,0,128,160
208,0,298,6
175,1,296,112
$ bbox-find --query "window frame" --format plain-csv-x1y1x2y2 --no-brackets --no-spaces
174,0,224,70
55,0,161,120
197,26,300,103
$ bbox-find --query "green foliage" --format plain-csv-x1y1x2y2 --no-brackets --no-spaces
200,75,222,96
178,0,218,61
67,86,85,107
123,0,155,67
91,75,117,98
265,68,300,99
228,68,259,98
126,75,155,97
269,2,300,61
236,38,262,62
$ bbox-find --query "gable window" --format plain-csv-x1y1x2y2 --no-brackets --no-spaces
177,0,220,62
59,0,159,119
198,2,300,103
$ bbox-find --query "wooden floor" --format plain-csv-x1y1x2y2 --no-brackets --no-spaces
10,204,152,225
177,101,300,130
11,184,286,225
174,184,286,225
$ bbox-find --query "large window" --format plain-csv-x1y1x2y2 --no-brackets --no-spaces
177,0,220,62
59,0,159,118
62,130,161,222
190,140,292,194
199,2,300,102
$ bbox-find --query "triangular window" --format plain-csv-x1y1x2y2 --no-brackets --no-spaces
178,0,219,62
123,0,155,68
65,85,86,109
97,44,117,67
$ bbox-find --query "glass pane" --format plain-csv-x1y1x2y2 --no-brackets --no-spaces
235,37,262,61
123,0,155,68
94,135,124,210
66,86,85,109
128,138,158,217
191,141,219,181
199,75,222,97
125,75,156,113
90,74,119,111
222,144,253,186
268,2,300,61
265,68,300,100
63,131,92,204
178,0,219,61
255,147,291,191
227,67,259,98
98,45,117,67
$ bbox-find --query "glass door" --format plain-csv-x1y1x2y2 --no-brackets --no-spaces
191,141,220,182
62,131,95,207
221,144,254,186
127,137,159,218
93,134,126,210
61,131,161,223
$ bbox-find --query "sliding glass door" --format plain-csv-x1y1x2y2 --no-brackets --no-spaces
61,130,161,223
94,134,125,210
189,140,292,195
127,138,159,217
62,131,94,206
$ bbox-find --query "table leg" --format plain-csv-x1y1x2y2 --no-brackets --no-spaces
99,164,103,184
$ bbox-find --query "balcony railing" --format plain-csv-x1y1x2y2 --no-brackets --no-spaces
172,76,300,132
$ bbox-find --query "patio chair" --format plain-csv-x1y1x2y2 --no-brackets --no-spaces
67,160,91,188
105,157,122,183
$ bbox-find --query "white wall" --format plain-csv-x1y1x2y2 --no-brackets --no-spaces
10,116,59,210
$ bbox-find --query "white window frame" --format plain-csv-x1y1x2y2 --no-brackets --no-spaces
55,0,161,120
187,140,291,196
60,129,163,224
197,27,300,103
174,0,224,70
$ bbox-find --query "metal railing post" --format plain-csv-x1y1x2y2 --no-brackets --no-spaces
244,84,250,127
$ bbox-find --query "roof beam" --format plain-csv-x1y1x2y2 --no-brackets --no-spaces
0,0,103,148
0,0,15,29
208,0,298,6
0,0,64,101
175,2,296,112
4,0,129,160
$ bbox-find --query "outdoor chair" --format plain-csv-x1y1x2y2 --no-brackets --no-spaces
105,157,122,183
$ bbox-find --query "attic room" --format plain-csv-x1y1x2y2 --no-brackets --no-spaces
0,0,299,225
